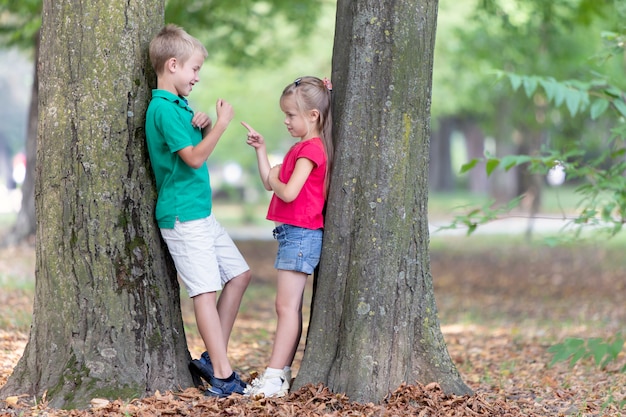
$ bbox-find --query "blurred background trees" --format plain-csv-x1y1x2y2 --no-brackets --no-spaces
1,0,625,240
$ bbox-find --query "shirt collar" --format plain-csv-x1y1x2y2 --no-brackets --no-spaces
151,89,191,111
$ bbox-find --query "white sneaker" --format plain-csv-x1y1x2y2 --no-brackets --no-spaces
244,368,289,398
282,367,292,393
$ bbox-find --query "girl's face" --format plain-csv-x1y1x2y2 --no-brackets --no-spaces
280,95,318,140
172,50,204,97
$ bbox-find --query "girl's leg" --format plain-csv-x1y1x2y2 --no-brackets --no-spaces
193,291,233,379
267,269,308,369
216,270,252,345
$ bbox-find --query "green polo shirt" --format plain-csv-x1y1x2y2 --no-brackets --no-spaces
145,89,212,228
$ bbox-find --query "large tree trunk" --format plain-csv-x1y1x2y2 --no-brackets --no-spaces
294,0,471,403
0,0,194,409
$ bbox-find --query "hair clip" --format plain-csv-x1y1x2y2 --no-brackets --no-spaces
294,78,302,87
323,77,332,91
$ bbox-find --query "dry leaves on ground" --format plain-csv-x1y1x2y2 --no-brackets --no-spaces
1,239,625,416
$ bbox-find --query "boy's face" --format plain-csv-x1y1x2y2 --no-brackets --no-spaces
171,50,205,97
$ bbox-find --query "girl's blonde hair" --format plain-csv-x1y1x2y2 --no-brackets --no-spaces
281,76,334,196
149,24,208,75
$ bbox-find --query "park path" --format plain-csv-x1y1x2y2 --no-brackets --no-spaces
226,215,577,241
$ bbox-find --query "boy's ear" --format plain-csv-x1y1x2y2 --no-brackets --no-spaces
165,57,177,73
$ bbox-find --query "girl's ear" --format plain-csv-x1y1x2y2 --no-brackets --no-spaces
308,109,320,122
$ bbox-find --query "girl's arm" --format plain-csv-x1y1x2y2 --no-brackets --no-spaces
268,158,314,203
242,122,272,190
178,99,234,169
254,146,272,191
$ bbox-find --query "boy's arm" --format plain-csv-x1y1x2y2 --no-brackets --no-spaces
178,99,234,169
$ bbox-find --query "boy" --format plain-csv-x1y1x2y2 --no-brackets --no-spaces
145,24,251,398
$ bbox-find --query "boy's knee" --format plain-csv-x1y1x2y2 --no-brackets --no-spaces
240,269,252,285
230,269,251,288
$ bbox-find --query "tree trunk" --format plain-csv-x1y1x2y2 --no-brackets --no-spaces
1,31,39,247
0,0,194,409
294,0,471,403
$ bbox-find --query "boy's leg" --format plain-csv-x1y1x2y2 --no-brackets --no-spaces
193,291,233,379
267,269,307,370
216,270,251,344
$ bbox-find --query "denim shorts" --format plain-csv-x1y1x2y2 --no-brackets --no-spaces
273,224,323,275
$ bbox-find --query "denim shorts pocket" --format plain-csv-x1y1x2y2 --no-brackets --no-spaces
274,225,322,275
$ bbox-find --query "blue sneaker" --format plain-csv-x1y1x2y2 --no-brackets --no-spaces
205,372,248,398
189,351,214,386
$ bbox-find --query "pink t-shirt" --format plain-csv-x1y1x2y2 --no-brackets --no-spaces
267,137,327,230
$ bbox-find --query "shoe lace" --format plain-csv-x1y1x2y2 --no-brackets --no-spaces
243,376,264,394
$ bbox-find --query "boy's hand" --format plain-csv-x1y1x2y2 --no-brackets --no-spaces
216,99,234,125
192,112,212,130
241,121,266,149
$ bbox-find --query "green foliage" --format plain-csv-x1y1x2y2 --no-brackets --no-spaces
0,0,41,47
0,0,326,66
497,69,626,236
497,67,626,126
436,195,524,236
452,24,626,237
548,333,626,372
165,0,326,67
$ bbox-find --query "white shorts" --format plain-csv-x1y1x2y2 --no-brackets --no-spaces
160,215,249,297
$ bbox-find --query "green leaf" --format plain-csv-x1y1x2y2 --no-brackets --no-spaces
604,86,622,98
460,158,480,174
522,76,538,97
553,83,568,107
590,99,610,119
565,89,581,116
539,78,557,102
499,155,532,171
508,73,522,91
587,338,607,367
608,334,624,358
613,99,626,118
485,158,500,176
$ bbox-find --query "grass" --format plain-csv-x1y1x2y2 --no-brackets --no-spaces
428,185,589,216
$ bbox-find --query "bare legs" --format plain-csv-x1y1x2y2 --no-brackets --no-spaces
267,269,307,370
193,270,251,378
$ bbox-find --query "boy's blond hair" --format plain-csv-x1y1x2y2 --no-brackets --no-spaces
149,24,208,75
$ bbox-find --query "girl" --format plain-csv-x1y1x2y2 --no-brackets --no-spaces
241,76,333,398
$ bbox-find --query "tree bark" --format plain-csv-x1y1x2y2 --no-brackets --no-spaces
294,0,471,403
0,0,194,409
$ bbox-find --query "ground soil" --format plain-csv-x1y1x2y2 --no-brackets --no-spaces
0,237,625,416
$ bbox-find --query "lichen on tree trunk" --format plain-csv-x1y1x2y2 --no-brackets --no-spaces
0,0,194,409
294,0,472,402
